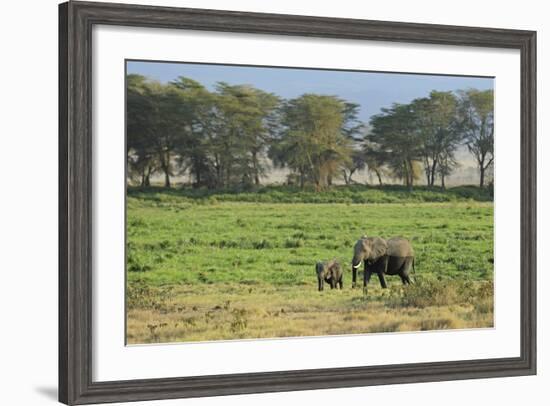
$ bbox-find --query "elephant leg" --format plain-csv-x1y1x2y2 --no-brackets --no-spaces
363,270,373,295
330,278,336,289
338,277,343,289
399,272,410,285
377,272,388,288
318,279,324,292
402,257,414,284
363,269,372,291
352,268,357,288
381,255,389,274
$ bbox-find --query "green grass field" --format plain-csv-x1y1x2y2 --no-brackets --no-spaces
126,185,494,344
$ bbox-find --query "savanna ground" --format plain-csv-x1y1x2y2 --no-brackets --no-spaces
126,185,494,344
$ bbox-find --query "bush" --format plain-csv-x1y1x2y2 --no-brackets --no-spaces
388,278,493,309
394,279,459,308
252,239,273,249
127,278,175,310
127,184,493,205
284,238,305,248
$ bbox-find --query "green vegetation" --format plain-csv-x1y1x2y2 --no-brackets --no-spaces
128,184,493,205
126,186,493,344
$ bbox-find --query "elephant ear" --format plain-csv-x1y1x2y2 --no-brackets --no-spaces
327,260,339,274
368,237,388,260
315,262,324,274
331,261,342,275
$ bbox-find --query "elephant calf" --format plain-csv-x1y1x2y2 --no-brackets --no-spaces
351,236,415,290
316,259,343,291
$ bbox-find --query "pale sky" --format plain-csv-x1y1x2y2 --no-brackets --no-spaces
127,60,494,123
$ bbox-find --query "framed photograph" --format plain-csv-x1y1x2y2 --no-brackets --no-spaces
59,1,536,404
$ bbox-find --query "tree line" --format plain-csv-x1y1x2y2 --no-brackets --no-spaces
127,74,494,190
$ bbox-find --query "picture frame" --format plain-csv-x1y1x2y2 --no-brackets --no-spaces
59,1,536,404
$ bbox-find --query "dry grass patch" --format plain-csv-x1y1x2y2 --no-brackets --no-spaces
126,281,493,344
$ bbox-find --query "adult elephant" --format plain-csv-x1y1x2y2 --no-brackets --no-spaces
351,236,415,290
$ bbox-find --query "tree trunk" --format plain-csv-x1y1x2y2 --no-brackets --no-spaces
479,166,485,188
407,160,414,191
478,151,487,188
141,166,152,187
252,151,260,186
159,151,171,188
214,154,222,188
403,161,409,188
342,170,350,185
441,174,446,189
430,159,438,187
195,168,201,187
423,158,432,187
348,168,356,184
313,169,322,191
375,170,383,186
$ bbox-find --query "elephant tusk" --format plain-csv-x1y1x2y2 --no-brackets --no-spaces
352,262,361,269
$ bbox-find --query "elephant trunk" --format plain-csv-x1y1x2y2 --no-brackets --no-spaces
351,255,362,288
351,255,362,269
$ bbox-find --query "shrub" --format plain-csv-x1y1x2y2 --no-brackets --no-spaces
252,239,273,249
127,279,175,310
284,238,305,248
389,279,459,308
127,184,493,205
388,278,494,309
127,252,152,273
230,308,248,333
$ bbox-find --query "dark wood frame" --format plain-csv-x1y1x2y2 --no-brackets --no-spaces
59,1,537,404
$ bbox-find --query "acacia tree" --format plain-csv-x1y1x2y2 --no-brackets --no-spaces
271,94,357,190
126,74,159,187
368,103,422,190
412,91,462,187
151,83,194,188
227,85,279,186
458,89,494,187
269,128,312,188
170,77,218,188
209,83,280,188
437,150,459,189
342,149,367,185
362,141,386,186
